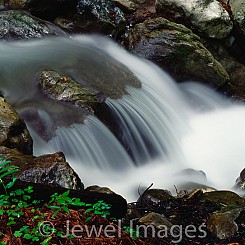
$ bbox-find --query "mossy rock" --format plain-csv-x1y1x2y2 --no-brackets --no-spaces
39,70,103,114
0,10,59,40
127,17,230,87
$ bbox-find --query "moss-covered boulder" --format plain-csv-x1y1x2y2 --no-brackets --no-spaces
127,17,230,87
0,10,63,40
39,70,104,114
0,146,83,190
0,97,32,155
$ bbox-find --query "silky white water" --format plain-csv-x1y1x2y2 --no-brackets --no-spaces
0,35,244,201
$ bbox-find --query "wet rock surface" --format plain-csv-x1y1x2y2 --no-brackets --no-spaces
39,70,104,114
0,10,63,40
156,0,233,39
0,146,83,190
127,17,229,86
73,0,125,35
0,97,32,155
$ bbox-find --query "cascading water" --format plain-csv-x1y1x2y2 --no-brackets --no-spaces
0,35,244,201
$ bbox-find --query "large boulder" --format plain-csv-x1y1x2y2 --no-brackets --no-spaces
0,146,84,190
156,0,233,39
0,10,64,40
0,97,32,154
127,17,229,87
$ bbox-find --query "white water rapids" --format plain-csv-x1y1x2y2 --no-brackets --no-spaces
0,35,244,201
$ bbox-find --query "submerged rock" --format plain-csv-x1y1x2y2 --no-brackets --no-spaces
0,10,62,40
156,0,233,39
0,97,32,155
127,17,229,87
39,70,104,114
0,146,83,190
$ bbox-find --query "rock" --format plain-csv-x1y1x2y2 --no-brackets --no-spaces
176,168,207,181
39,70,104,114
0,10,63,40
202,39,245,99
177,186,215,199
202,190,245,207
0,97,32,154
127,17,229,87
114,0,138,12
125,203,142,221
74,0,125,35
138,212,174,230
229,0,245,37
156,0,233,39
85,185,115,194
0,146,83,190
137,188,175,212
235,168,245,191
0,0,26,9
206,208,241,239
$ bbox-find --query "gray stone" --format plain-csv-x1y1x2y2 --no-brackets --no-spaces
156,0,233,39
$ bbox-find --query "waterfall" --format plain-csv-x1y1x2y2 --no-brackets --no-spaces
0,35,244,201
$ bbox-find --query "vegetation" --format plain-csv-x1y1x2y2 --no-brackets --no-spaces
0,158,138,244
